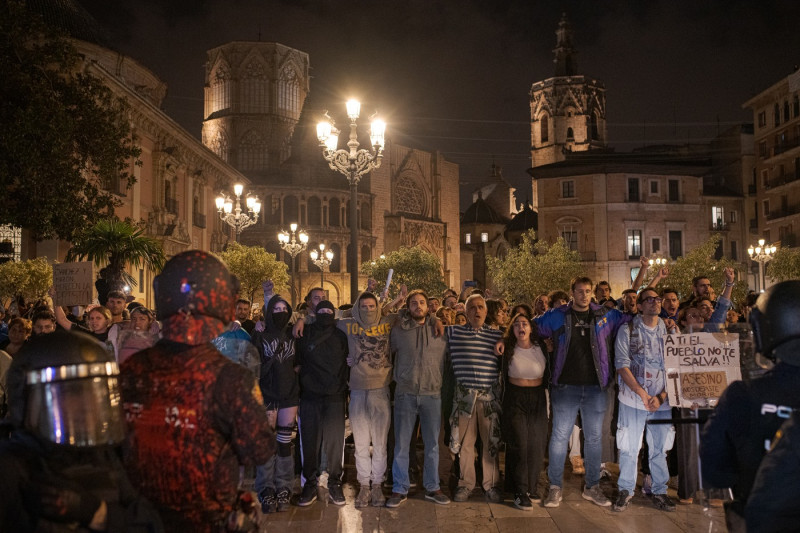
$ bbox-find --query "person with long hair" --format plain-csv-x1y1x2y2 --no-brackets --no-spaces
502,313,550,510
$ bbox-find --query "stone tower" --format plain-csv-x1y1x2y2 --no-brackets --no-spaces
529,14,607,168
201,42,310,182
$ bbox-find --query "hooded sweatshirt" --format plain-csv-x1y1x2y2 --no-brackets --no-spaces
250,294,298,406
391,310,447,395
337,292,396,391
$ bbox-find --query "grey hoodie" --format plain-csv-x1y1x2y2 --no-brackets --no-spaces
338,292,397,390
391,311,447,395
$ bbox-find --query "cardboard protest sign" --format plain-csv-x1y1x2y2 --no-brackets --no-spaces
663,332,741,408
53,262,94,306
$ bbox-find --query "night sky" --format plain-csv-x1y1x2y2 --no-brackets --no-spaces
78,0,800,207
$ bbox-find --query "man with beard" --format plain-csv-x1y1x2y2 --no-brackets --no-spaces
386,290,449,507
120,251,272,532
295,300,349,507
234,299,256,336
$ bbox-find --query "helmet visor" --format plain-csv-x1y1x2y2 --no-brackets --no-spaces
25,362,125,447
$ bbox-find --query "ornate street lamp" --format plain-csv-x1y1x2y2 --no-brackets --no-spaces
278,223,308,308
215,183,261,241
648,255,668,267
317,99,385,303
309,243,334,287
747,239,778,292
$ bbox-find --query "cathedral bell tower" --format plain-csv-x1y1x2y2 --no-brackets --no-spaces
529,14,607,168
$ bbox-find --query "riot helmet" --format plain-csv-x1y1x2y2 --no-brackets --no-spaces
750,280,800,365
8,330,125,446
153,250,239,323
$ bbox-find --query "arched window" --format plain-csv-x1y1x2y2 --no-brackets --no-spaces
278,66,300,119
329,198,340,226
329,243,342,272
239,130,267,171
283,195,299,225
264,194,280,224
591,113,600,141
241,59,268,113
540,115,549,143
360,245,370,264
307,196,321,226
566,127,574,141
210,64,230,113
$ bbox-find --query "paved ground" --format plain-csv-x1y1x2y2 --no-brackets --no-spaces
243,447,727,533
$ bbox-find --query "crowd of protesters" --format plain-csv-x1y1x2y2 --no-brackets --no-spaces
0,250,797,533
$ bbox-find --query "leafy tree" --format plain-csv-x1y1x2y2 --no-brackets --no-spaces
766,247,800,282
0,257,53,306
360,246,447,299
486,231,583,304
643,234,747,304
65,219,165,295
218,242,289,305
0,1,141,241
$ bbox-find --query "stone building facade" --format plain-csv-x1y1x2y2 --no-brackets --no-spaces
17,9,247,308
202,41,461,306
743,69,800,251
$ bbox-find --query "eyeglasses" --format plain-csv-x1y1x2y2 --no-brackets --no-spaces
641,297,663,304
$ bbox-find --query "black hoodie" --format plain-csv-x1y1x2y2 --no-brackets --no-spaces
250,294,298,407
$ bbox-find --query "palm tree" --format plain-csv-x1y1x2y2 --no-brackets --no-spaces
66,219,166,297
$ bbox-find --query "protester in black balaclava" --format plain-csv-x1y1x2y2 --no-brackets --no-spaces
295,300,349,507
249,293,299,514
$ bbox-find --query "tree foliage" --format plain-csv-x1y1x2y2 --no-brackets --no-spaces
486,231,583,304
218,242,289,305
65,219,165,292
0,1,141,241
766,247,800,282
0,257,53,305
643,234,747,304
360,246,447,299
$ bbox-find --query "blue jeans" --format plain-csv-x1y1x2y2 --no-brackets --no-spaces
616,403,675,494
548,384,607,488
392,393,442,494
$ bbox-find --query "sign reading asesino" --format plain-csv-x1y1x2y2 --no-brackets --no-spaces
663,332,741,408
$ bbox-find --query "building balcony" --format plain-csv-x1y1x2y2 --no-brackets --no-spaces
773,136,800,157
711,221,729,231
165,197,179,215
765,204,800,221
764,168,800,190
192,212,206,229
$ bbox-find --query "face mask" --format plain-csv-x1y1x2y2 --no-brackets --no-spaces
271,311,290,330
316,314,335,328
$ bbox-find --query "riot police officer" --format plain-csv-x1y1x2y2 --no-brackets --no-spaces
700,280,800,532
0,329,163,532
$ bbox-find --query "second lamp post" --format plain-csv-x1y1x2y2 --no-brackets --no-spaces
317,99,385,303
310,244,334,287
278,223,308,308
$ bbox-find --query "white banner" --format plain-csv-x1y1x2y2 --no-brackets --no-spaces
663,332,741,409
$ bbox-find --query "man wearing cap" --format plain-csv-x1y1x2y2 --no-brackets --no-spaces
119,250,273,532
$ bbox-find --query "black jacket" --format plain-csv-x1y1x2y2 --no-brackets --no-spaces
296,319,349,400
250,295,298,406
746,412,800,533
700,362,800,517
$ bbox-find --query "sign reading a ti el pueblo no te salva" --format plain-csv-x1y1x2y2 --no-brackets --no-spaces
664,332,741,409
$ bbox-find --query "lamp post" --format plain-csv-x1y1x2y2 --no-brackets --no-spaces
215,183,261,241
648,255,668,268
317,99,386,303
310,244,334,287
278,223,308,308
747,239,778,292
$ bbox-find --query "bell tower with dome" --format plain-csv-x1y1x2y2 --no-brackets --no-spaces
529,14,608,168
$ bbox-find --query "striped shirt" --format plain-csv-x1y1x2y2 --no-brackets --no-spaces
446,324,503,390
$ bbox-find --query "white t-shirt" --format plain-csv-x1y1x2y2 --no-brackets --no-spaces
508,345,546,380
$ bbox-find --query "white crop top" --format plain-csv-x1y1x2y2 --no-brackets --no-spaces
508,345,546,380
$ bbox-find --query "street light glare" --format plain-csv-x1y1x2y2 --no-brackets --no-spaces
233,183,243,197
346,99,361,120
